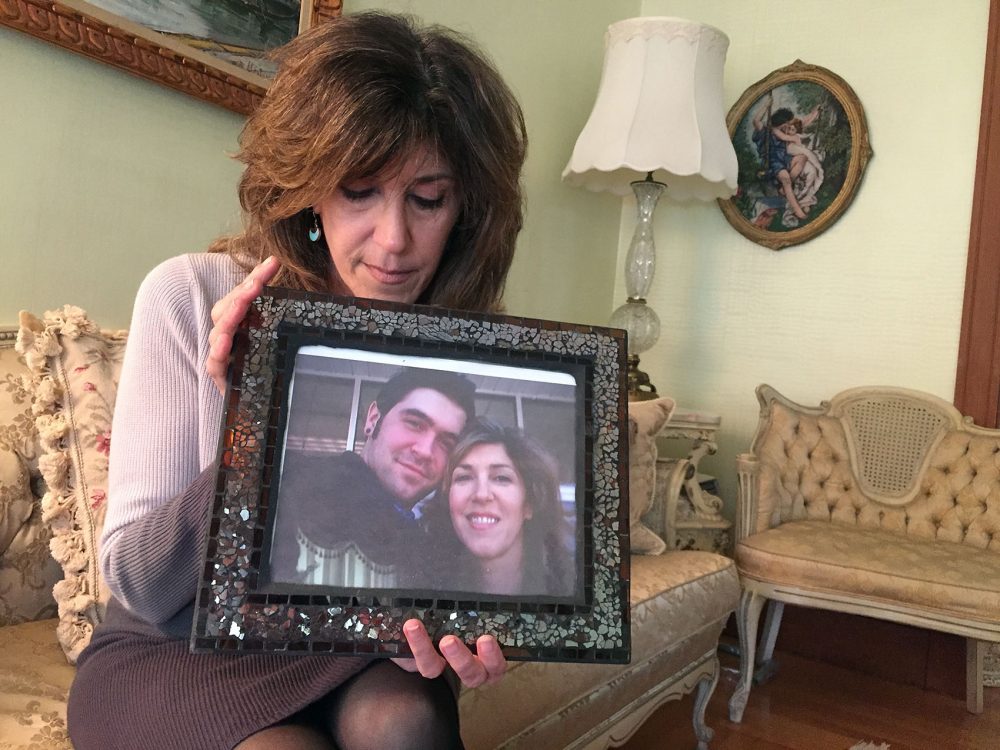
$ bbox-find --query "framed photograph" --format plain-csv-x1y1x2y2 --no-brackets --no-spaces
0,0,343,115
718,60,873,250
191,288,631,664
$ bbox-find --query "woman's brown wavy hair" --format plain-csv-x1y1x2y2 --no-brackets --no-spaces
210,11,527,312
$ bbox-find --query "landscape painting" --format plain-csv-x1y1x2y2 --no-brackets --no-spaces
0,1,343,114
87,0,301,77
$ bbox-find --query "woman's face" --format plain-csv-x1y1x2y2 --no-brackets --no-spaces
448,442,533,563
314,145,460,303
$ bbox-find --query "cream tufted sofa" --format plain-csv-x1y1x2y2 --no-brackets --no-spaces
0,308,739,750
728,384,1000,723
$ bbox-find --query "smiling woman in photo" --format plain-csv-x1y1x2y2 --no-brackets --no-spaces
426,420,574,597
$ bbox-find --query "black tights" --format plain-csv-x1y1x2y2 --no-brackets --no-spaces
235,661,463,750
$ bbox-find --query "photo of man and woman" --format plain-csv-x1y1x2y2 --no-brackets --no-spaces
265,345,580,601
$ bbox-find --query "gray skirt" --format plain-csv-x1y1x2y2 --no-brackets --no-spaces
67,598,369,750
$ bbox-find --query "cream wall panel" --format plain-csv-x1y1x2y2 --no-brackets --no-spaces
628,0,989,515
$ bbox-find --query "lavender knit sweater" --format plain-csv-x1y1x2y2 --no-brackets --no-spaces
101,252,243,624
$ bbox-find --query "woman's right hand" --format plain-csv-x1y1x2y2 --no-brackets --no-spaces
394,620,507,689
207,256,281,395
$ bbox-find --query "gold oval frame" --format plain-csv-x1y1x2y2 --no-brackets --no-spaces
718,60,873,251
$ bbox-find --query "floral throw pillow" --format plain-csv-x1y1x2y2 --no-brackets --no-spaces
17,306,127,663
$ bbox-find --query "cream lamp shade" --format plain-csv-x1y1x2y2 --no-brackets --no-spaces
562,16,738,199
562,16,738,400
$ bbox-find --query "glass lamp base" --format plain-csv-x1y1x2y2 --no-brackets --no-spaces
627,354,658,401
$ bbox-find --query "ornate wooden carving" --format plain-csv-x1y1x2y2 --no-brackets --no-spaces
310,0,344,27
0,0,343,116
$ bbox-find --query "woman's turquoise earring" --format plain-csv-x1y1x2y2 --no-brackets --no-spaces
308,211,322,242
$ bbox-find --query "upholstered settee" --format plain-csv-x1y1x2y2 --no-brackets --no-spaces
728,384,1000,723
0,307,739,750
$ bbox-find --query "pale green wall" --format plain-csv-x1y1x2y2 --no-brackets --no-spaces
631,0,990,513
0,28,245,328
1,1,633,328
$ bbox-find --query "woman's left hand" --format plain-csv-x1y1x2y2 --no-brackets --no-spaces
207,256,280,396
392,619,507,688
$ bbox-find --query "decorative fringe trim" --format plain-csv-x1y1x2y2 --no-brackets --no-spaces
15,306,126,664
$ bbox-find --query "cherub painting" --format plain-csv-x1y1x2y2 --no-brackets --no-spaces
751,98,826,224
719,61,872,250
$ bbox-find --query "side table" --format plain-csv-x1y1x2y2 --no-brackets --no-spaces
644,407,733,555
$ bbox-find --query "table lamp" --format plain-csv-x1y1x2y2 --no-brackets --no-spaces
563,16,738,400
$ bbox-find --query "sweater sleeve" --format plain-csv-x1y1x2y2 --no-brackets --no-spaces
100,254,236,624
102,466,215,623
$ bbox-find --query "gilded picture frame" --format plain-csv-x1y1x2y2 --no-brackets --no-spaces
718,60,873,250
0,0,343,115
191,288,631,664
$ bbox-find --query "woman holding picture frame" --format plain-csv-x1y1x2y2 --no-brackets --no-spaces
67,11,527,750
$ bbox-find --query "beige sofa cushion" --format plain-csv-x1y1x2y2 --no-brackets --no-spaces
459,551,738,749
0,341,60,627
738,519,1000,623
0,342,38,556
627,398,675,555
754,400,1000,547
0,450,31,560
0,617,73,750
0,449,60,627
0,337,39,473
17,307,127,662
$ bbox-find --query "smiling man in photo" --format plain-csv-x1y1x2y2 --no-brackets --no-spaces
268,367,476,589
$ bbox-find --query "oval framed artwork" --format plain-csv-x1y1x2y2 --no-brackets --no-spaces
719,60,873,250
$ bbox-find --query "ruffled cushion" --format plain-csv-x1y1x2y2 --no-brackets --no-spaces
0,617,73,749
627,398,675,554
737,519,1000,624
17,307,127,663
459,551,738,749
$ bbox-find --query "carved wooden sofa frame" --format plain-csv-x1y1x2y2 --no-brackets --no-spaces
729,384,1000,721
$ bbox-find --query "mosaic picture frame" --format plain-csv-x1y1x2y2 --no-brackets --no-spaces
191,288,631,664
